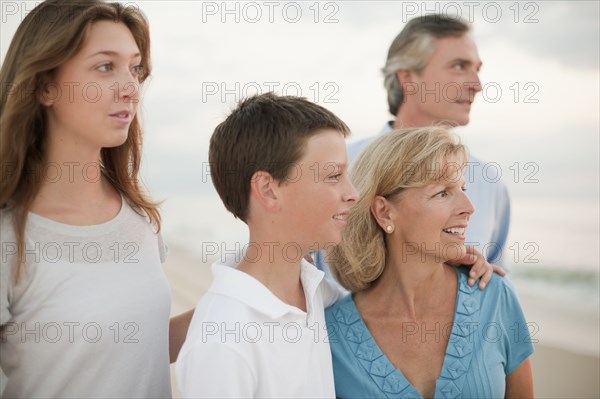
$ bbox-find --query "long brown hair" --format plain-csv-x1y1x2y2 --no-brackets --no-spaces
0,0,160,280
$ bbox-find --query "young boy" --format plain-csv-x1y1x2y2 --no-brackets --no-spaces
175,93,358,397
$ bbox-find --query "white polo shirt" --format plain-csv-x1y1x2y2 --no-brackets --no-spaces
176,257,344,398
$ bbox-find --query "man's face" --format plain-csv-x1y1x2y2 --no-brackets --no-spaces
402,34,482,126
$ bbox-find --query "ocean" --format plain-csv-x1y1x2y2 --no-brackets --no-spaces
159,193,600,313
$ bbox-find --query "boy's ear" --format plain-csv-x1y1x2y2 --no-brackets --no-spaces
249,171,279,212
370,195,394,231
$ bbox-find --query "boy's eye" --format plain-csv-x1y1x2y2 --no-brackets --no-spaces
452,63,465,71
434,190,448,198
328,173,342,182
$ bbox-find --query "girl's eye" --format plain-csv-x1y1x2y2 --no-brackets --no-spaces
131,65,144,78
435,191,448,198
97,63,113,72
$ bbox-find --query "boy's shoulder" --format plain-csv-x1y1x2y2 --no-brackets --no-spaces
190,262,294,325
183,275,266,351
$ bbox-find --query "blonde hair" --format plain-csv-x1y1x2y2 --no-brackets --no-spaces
0,0,159,281
328,127,468,292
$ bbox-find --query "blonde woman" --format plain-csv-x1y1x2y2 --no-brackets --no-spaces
325,127,533,398
0,0,191,396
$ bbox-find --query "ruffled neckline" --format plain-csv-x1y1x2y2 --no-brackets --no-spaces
328,269,482,399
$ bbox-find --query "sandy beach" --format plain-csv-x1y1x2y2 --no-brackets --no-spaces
163,245,600,398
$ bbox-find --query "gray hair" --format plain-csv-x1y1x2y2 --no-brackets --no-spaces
383,14,471,116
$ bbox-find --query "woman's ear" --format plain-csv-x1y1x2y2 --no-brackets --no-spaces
249,171,279,212
370,195,394,232
38,79,58,107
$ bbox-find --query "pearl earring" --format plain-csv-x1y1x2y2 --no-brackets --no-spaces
386,225,394,233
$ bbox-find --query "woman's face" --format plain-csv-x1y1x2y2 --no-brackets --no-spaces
44,20,143,152
386,169,475,263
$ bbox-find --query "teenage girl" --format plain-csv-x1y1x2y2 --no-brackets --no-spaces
0,1,191,396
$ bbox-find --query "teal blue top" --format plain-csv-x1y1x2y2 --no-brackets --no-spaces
325,269,534,398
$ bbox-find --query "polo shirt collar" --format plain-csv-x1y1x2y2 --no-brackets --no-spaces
209,256,325,320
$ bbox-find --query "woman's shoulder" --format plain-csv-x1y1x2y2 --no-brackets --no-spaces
325,293,357,324
481,270,519,299
455,268,523,318
455,267,512,295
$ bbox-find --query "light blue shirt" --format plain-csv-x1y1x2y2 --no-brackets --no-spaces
325,269,534,399
346,122,511,265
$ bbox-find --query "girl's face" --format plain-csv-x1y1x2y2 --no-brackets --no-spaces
44,20,143,153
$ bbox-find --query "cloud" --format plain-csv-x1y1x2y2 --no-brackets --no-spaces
336,1,599,70
476,1,599,69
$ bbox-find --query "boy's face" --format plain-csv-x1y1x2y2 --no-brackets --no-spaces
277,130,358,252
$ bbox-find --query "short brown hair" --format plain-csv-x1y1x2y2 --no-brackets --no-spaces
209,93,350,222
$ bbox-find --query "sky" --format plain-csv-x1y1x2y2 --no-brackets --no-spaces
2,1,598,199
1,1,599,270
137,1,599,200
